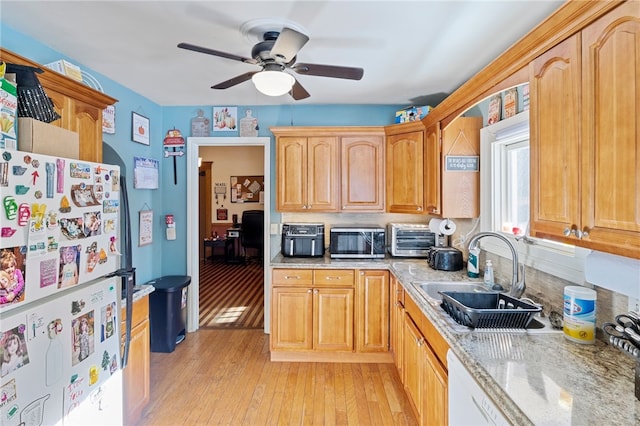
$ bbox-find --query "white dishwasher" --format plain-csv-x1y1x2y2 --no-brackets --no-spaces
447,349,511,425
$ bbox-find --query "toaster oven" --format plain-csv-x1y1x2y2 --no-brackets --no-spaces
387,223,440,257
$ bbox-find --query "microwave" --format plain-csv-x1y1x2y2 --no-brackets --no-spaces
329,226,386,259
387,223,440,257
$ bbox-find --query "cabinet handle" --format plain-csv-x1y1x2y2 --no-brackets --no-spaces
324,276,341,281
284,275,301,280
563,226,582,238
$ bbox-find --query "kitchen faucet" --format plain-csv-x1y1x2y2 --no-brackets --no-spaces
467,232,526,299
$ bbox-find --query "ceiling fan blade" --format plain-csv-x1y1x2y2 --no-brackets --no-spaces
211,71,258,89
291,63,364,80
290,79,310,100
270,28,309,63
178,42,257,65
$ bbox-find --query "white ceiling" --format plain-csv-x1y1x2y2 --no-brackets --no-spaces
2,1,563,107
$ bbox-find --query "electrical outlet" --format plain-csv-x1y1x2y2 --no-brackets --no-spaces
270,223,280,235
628,296,640,314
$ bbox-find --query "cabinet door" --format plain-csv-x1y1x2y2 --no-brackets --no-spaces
581,1,640,256
421,343,448,426
313,288,354,351
122,298,150,425
356,270,389,352
70,98,104,162
124,318,151,424
307,136,339,211
386,130,425,213
390,275,404,376
340,135,385,211
276,137,308,211
271,287,313,350
529,35,582,242
440,116,482,218
403,313,422,419
424,122,442,215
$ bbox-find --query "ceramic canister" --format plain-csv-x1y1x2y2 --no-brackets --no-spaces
563,286,597,344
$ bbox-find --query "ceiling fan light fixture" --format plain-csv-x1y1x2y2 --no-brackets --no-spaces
252,70,295,96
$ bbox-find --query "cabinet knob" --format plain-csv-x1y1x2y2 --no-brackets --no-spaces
582,227,590,238
308,289,313,294
313,289,318,294
417,207,423,211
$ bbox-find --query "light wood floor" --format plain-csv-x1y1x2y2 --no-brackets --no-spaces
137,329,418,426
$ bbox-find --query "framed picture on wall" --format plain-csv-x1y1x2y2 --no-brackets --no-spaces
138,210,153,246
213,107,237,131
132,112,150,145
216,208,228,220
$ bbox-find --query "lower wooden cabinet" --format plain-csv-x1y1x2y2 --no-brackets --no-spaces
270,268,390,362
402,292,449,426
356,270,389,352
390,274,405,376
121,296,151,425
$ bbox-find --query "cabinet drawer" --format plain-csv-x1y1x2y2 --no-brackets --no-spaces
272,269,314,286
405,292,449,368
121,296,150,330
313,269,355,287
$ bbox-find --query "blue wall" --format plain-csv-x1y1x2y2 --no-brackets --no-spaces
3,24,403,283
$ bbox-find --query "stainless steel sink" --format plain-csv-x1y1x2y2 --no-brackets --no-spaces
413,281,563,334
415,281,488,305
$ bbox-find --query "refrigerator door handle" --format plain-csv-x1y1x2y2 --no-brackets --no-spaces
109,268,136,368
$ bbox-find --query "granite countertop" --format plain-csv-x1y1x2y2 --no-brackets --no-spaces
270,254,640,425
121,284,155,307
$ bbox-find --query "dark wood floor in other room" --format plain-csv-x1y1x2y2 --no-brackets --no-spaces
137,329,418,426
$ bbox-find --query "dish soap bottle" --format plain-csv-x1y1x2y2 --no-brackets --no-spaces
483,260,495,290
467,247,480,278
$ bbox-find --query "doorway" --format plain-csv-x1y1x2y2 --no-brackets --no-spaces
186,137,271,334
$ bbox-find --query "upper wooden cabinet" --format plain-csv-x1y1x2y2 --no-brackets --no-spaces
1,48,117,162
272,127,385,212
384,122,425,213
440,116,482,218
424,122,442,215
276,135,340,211
341,134,385,211
530,1,640,259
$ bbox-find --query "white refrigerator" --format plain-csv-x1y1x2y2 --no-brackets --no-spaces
0,149,128,425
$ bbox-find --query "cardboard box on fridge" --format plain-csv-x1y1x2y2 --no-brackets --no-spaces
0,73,18,150
18,118,79,159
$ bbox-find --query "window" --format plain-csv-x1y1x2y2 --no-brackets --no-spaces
480,110,588,284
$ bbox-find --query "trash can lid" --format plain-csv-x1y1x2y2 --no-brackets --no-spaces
147,275,191,292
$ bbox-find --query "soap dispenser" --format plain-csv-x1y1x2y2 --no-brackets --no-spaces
483,260,495,290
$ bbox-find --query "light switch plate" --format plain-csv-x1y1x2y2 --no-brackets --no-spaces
270,223,280,235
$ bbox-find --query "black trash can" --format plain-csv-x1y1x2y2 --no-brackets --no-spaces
148,275,191,353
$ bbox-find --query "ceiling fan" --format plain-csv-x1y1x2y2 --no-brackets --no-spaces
178,27,364,100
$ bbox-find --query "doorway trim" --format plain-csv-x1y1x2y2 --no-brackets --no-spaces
186,137,271,333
